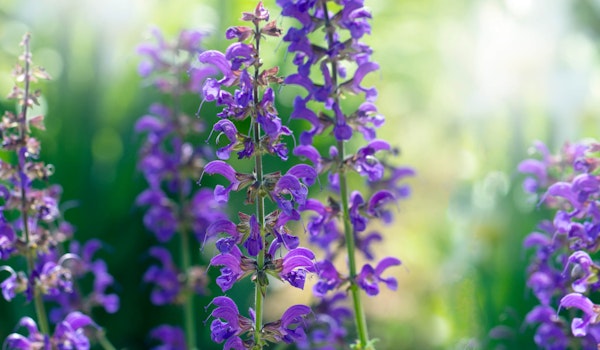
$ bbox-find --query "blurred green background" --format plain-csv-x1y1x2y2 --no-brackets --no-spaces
1,0,600,349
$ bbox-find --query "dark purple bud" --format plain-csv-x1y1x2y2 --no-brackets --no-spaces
226,26,254,41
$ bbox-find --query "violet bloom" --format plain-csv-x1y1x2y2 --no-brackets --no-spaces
277,247,316,289
144,247,180,305
314,260,343,296
149,325,186,350
264,305,311,344
563,251,596,293
356,257,401,296
202,160,253,203
210,245,249,292
560,293,600,337
243,215,263,257
5,312,94,350
0,222,16,259
209,296,253,345
212,119,240,160
136,189,178,242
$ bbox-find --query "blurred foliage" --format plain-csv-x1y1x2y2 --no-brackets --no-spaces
1,0,600,349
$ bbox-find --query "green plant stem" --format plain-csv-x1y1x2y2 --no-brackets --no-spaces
322,3,372,349
252,20,266,349
97,329,117,350
18,33,50,336
180,226,197,350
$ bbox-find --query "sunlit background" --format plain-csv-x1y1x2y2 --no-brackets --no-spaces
2,0,600,348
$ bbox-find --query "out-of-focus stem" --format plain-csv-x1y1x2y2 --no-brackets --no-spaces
322,4,372,349
172,50,198,350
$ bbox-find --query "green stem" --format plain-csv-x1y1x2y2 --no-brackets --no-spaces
18,34,50,336
170,44,198,350
252,20,266,349
96,329,117,350
322,3,372,349
180,226,197,350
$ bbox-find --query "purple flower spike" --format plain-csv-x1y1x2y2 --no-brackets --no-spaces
150,325,187,350
357,257,401,296
563,251,596,293
559,293,600,337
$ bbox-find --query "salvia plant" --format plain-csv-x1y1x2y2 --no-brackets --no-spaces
135,28,226,349
520,140,600,349
1,1,415,349
198,1,413,350
0,34,118,349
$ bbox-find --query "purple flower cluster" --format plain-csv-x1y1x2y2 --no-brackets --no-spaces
199,3,316,349
0,34,118,350
278,0,413,347
520,140,600,348
135,28,227,349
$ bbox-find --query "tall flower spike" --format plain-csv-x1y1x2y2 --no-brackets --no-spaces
136,28,226,349
200,3,314,348
278,1,414,348
1,33,118,348
518,140,600,349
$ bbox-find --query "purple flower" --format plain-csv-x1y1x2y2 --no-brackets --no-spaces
136,189,178,242
314,260,343,296
356,257,401,296
278,247,315,289
559,293,600,337
209,296,252,344
349,191,367,232
351,140,390,181
6,312,93,350
210,245,249,292
273,175,309,215
367,190,396,223
202,160,253,203
198,50,236,87
563,251,596,293
149,325,186,350
244,215,263,256
274,305,311,343
52,312,94,350
143,247,180,305
205,219,241,251
212,119,240,160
